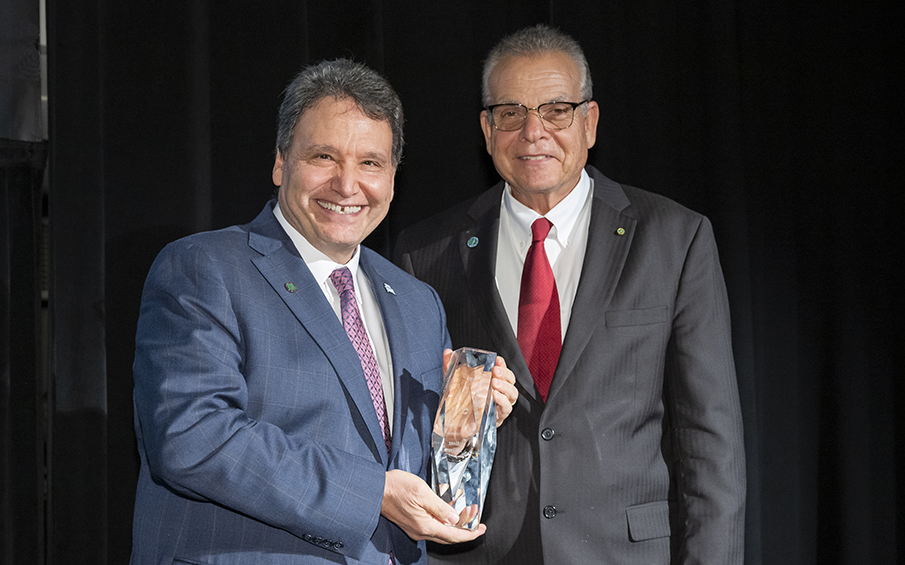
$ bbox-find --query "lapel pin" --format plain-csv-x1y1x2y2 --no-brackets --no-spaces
284,282,297,293
384,283,396,295
467,236,479,248
615,228,626,236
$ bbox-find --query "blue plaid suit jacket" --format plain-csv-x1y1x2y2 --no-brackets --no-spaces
131,201,449,564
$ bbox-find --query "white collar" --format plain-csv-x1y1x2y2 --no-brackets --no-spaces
273,202,361,285
502,168,591,244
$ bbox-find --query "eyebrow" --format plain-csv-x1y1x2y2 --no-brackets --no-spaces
360,150,390,162
302,144,338,156
492,96,574,106
302,144,389,163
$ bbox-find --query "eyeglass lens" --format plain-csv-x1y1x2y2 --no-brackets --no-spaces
492,102,576,131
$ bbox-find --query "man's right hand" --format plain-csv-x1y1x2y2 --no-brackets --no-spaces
381,469,486,544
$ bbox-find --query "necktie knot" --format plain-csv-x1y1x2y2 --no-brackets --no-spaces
329,267,354,296
531,218,553,243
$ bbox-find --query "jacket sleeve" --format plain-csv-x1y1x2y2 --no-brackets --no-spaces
665,216,746,564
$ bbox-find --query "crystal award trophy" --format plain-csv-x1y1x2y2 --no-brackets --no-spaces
431,347,498,530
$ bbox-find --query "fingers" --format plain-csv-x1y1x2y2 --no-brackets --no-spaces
490,356,519,425
491,356,515,385
492,388,512,425
442,348,454,374
421,483,463,527
435,522,487,544
382,470,487,544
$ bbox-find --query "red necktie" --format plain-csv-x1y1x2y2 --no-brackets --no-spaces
329,267,392,454
517,218,561,402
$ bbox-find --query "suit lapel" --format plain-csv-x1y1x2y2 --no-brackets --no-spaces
246,205,390,465
547,170,635,402
460,185,537,403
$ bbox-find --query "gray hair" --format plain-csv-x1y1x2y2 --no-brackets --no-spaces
482,24,593,107
275,59,404,167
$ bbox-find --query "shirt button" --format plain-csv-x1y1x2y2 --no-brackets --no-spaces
543,505,557,519
541,428,554,441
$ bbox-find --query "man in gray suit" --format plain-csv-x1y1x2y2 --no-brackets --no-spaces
131,59,517,564
394,25,745,564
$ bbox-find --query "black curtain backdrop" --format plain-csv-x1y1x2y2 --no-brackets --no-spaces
25,0,902,563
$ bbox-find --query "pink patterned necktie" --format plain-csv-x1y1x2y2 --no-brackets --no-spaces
329,267,392,454
517,218,562,402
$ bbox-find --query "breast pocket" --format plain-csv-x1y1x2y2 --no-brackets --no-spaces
605,305,670,327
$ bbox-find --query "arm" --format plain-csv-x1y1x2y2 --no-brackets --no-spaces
666,217,746,564
133,241,385,559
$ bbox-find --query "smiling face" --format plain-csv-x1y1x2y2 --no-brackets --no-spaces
272,96,395,264
480,51,599,214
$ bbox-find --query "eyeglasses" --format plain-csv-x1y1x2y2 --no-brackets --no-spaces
486,100,590,131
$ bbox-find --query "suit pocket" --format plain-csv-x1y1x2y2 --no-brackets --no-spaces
605,305,669,327
626,500,671,542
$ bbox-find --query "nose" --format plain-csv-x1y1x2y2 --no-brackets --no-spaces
519,109,548,142
332,165,359,197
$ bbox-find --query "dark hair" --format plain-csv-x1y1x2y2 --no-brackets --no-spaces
276,59,404,167
482,24,593,107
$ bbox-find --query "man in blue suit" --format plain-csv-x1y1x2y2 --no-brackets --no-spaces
131,59,517,565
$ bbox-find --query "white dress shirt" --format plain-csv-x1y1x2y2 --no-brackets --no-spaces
274,203,394,431
495,169,594,341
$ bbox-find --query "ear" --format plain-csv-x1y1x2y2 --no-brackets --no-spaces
272,150,284,186
480,110,494,155
583,101,600,149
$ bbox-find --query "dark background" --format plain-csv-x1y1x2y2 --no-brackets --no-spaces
2,1,902,563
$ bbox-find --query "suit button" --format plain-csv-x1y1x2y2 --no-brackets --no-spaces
543,505,557,519
302,534,313,542
333,541,344,550
541,428,554,440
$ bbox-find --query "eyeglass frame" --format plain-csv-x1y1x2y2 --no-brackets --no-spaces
485,100,591,131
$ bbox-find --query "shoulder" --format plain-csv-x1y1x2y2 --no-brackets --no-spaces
586,167,717,261
620,185,708,236
623,185,701,221
151,200,282,266
587,167,709,240
151,224,254,273
588,165,704,225
394,183,504,256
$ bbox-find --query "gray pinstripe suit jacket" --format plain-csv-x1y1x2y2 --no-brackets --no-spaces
131,200,450,564
394,166,746,564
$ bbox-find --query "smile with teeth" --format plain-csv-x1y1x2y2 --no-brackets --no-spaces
318,200,362,214
520,155,550,160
